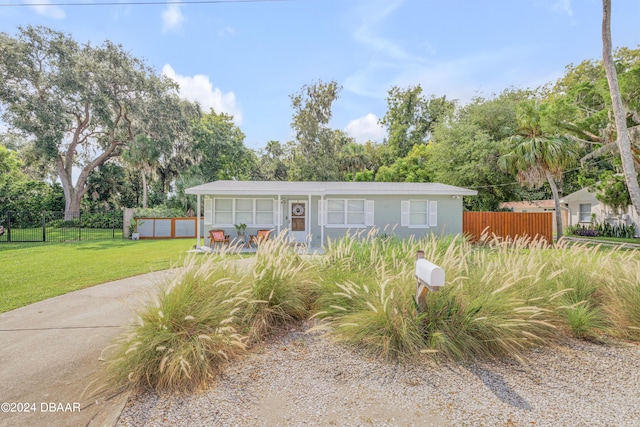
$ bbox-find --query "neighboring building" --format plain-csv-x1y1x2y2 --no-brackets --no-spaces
560,187,640,237
499,199,567,234
185,181,477,248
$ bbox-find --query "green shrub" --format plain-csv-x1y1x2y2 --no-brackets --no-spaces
136,206,185,218
106,256,248,391
567,221,636,238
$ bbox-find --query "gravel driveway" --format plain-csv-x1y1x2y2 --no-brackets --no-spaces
116,322,640,427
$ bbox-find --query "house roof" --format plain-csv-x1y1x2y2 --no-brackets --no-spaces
186,180,478,197
559,187,598,204
500,200,555,210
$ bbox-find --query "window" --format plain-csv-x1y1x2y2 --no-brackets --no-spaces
401,200,437,228
410,200,428,226
213,198,233,225
212,198,274,226
235,199,253,225
256,199,274,225
579,203,591,223
325,199,367,227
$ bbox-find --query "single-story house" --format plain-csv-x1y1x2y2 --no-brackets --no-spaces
499,199,568,233
185,181,477,248
560,187,640,236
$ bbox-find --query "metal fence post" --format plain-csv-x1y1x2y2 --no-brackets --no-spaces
7,211,11,242
42,211,46,242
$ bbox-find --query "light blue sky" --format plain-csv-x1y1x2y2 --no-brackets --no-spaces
1,0,639,150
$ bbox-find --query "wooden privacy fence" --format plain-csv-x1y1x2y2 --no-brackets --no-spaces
463,212,553,244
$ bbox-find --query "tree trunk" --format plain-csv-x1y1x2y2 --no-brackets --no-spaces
545,170,564,240
142,169,148,210
602,0,640,216
64,188,84,220
57,156,86,220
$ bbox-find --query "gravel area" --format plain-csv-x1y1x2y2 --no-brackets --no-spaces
116,322,640,427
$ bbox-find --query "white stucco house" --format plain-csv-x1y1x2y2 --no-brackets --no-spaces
185,180,477,248
560,187,640,236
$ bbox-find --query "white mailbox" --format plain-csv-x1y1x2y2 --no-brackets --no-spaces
415,257,445,303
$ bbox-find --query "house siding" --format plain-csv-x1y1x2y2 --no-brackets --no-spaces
202,194,464,246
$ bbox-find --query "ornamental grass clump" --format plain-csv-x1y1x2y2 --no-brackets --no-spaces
242,231,313,341
594,246,640,340
549,267,609,341
315,232,560,362
106,256,248,391
313,277,426,361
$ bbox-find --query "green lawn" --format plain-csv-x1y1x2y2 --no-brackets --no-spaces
564,235,640,245
0,239,200,313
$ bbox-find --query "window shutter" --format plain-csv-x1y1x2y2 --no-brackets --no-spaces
318,200,325,226
365,200,375,226
273,199,278,226
401,201,410,227
204,199,213,225
429,200,438,227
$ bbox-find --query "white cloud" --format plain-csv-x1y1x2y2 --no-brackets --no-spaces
344,113,386,143
551,0,573,16
352,0,415,62
162,64,242,124
162,4,185,33
23,0,65,19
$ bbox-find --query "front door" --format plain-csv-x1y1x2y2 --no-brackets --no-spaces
289,200,306,243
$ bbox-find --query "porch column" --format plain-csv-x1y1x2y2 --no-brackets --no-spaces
320,194,325,248
196,194,201,249
308,194,312,245
277,194,281,234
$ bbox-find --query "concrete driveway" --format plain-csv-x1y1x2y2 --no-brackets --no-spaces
0,270,173,427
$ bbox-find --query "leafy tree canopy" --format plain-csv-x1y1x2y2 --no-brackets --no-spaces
0,25,197,216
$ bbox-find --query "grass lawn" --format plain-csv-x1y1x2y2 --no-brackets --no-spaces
0,238,200,313
564,235,640,245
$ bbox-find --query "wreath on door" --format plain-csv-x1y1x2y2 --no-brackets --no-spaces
292,204,305,216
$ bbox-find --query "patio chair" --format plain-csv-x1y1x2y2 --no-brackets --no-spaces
249,229,272,247
209,229,230,247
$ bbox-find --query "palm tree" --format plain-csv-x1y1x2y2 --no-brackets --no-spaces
499,102,579,239
339,142,368,181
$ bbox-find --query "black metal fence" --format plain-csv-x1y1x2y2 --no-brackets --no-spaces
0,210,124,243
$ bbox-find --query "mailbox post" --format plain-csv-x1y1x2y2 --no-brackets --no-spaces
414,251,445,309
